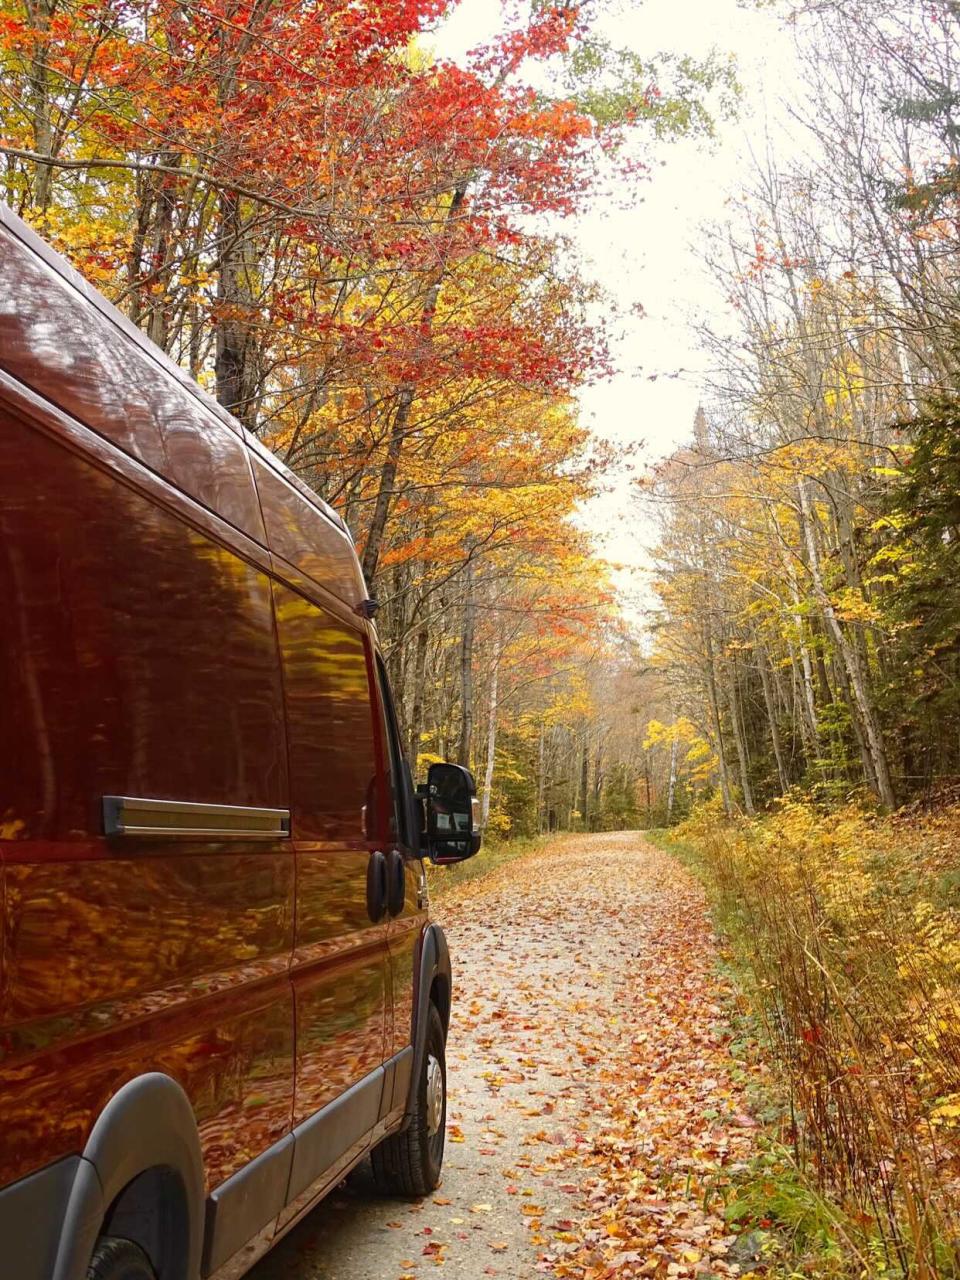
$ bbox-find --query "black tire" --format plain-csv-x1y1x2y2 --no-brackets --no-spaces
87,1237,156,1280
372,1002,446,1197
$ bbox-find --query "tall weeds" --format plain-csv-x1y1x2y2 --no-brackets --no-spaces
666,800,960,1277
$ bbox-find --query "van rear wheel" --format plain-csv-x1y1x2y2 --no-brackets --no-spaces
87,1237,156,1280
372,1002,446,1197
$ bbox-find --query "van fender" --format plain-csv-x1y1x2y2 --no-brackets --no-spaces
403,924,452,1129
53,1073,205,1280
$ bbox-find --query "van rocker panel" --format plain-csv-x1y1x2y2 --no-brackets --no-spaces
287,1067,384,1204
389,1047,414,1115
202,1136,294,1277
0,1156,80,1280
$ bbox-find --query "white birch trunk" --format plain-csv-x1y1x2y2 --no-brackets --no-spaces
797,480,896,807
666,735,679,824
480,656,499,829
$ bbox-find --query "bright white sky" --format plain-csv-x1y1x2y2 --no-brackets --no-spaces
434,0,800,612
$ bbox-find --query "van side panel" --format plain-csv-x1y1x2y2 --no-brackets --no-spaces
0,404,287,839
369,668,424,1062
0,402,295,1195
270,584,388,1131
252,458,366,611
0,220,264,543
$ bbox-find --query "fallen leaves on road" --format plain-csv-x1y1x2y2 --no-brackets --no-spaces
435,833,767,1280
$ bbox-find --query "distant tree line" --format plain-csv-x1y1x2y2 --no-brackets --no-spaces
648,0,960,814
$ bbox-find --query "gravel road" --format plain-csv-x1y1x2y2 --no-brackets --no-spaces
248,832,753,1280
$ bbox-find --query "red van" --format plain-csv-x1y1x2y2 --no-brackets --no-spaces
0,201,480,1280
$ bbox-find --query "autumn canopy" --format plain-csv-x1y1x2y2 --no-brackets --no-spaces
0,0,728,829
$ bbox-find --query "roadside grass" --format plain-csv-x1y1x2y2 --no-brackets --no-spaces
647,808,960,1280
426,833,551,899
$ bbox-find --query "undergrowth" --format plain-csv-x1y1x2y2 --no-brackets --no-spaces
649,800,960,1280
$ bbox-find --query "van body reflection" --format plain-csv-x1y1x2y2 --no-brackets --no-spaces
0,201,481,1280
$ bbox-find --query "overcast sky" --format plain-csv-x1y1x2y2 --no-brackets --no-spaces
435,0,800,608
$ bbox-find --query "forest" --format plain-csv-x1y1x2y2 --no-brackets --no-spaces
0,0,737,837
6,1,960,1274
648,3,960,820
4,0,960,829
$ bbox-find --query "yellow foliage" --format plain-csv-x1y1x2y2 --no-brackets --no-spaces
674,798,960,1146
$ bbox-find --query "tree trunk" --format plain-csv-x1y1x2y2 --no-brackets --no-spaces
407,614,430,765
129,155,181,349
666,735,679,823
757,645,789,793
209,0,275,423
146,166,179,351
24,0,55,213
703,625,734,816
797,480,896,807
785,564,821,760
214,191,258,427
725,667,755,815
579,731,590,829
360,184,466,586
361,386,411,586
480,655,499,828
537,722,546,835
832,651,879,794
457,558,476,765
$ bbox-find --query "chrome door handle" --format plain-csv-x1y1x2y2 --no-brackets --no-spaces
103,796,290,840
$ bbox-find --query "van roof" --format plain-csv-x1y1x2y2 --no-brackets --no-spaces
0,201,348,538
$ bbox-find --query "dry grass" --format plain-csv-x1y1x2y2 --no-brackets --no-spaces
653,799,960,1279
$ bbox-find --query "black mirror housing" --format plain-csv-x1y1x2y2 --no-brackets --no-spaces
423,762,481,864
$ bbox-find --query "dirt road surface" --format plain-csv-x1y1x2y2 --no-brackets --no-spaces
249,833,762,1280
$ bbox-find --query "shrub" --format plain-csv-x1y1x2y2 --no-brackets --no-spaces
664,799,960,1277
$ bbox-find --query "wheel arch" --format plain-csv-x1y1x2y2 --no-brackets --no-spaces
53,1073,205,1280
403,924,451,1128
430,969,451,1036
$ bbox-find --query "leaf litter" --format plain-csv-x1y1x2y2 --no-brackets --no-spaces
247,832,766,1280
432,832,767,1280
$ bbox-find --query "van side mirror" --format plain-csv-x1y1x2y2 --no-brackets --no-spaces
422,763,481,865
